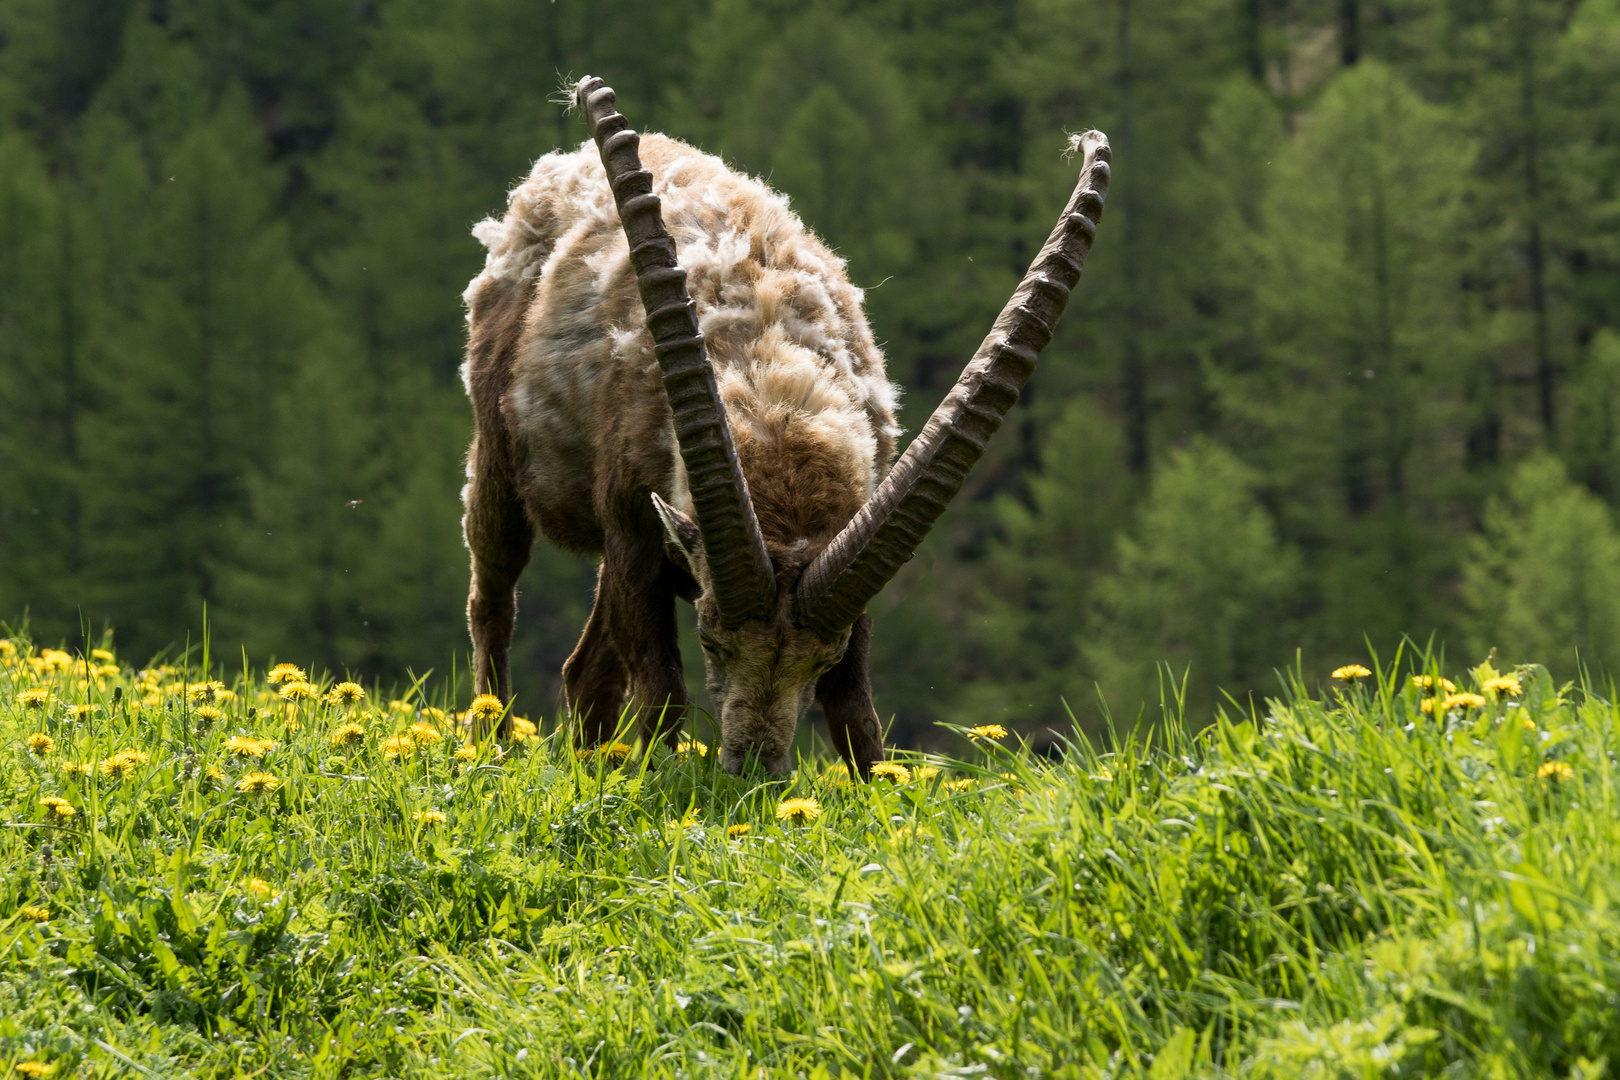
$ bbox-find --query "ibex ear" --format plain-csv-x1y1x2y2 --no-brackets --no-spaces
651,492,702,569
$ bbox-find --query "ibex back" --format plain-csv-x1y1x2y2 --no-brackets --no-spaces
462,78,1110,777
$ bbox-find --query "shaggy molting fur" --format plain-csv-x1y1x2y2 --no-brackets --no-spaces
462,134,899,770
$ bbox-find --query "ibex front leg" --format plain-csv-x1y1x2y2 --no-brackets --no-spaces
464,435,534,739
817,614,883,780
565,533,690,751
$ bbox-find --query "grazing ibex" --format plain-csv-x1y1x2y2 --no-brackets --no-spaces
462,76,1110,777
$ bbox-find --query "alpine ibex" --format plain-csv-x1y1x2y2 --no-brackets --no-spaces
462,77,1110,777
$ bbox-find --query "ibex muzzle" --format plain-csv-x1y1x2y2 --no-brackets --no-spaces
461,77,1110,778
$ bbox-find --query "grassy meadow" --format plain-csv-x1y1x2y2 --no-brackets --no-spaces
3,635,1620,1078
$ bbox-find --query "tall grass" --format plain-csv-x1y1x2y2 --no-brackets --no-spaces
2,635,1618,1078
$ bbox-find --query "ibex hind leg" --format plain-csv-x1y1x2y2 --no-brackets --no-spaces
464,444,535,738
569,533,691,753
563,574,629,749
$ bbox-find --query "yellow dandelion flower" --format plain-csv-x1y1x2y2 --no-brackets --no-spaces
380,734,415,761
1522,716,1537,732
40,649,72,671
40,796,75,821
914,766,940,783
467,694,504,722
267,663,306,684
676,736,709,758
243,877,281,898
330,722,367,748
188,681,225,704
27,732,55,756
96,664,120,678
412,809,447,825
98,749,149,779
278,680,316,702
204,765,226,787
453,744,478,762
193,705,223,726
326,681,365,706
1483,675,1522,697
14,1061,53,1077
726,823,751,838
226,735,272,759
1442,692,1486,711
16,687,50,710
967,724,1008,741
509,716,538,742
1538,761,1574,782
0,639,15,658
421,706,446,723
19,905,50,922
1332,664,1372,680
90,648,115,662
1420,698,1438,714
408,721,443,745
870,761,911,784
1411,675,1457,693
388,698,415,713
775,797,821,824
65,703,98,719
235,771,280,795
578,741,633,765
63,760,93,776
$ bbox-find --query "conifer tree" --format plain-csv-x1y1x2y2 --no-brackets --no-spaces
672,4,955,410
352,409,482,681
215,338,382,674
944,396,1132,739
1207,62,1475,658
0,133,84,632
1463,453,1620,678
82,87,336,660
1567,331,1620,501
1084,440,1300,728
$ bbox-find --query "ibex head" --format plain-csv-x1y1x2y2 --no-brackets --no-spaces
652,492,852,774
575,77,1111,776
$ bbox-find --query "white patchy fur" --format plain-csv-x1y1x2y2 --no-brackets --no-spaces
466,135,899,528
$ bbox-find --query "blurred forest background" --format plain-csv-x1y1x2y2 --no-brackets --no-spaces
2,0,1619,747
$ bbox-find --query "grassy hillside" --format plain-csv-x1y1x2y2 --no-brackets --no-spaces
3,637,1618,1078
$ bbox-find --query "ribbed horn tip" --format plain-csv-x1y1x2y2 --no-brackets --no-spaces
573,76,606,115
1067,129,1111,202
1067,129,1110,162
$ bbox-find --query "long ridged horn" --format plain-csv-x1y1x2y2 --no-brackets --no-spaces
576,77,777,627
794,131,1112,638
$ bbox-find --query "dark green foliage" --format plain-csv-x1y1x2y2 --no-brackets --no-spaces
3,0,1620,747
